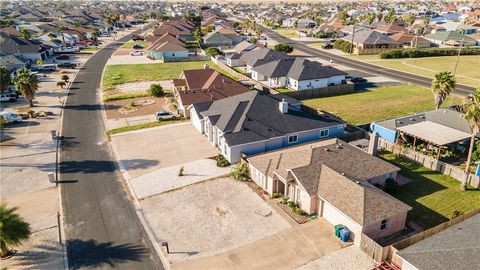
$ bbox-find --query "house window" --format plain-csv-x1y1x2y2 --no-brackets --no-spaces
380,219,388,230
319,129,329,138
288,135,298,144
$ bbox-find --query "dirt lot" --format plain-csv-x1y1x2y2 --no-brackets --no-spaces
110,123,219,178
104,96,170,119
140,177,292,263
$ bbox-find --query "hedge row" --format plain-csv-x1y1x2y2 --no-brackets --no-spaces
380,48,480,59
333,40,352,53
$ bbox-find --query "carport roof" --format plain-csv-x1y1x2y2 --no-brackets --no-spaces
397,121,471,146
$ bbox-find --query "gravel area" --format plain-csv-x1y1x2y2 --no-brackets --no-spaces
140,177,291,263
104,96,169,119
115,80,174,93
296,245,375,270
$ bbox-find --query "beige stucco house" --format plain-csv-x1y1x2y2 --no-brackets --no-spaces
247,138,412,245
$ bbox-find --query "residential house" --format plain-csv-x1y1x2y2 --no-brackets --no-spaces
203,27,242,47
425,31,478,46
238,47,288,73
173,68,250,117
287,58,346,91
146,42,189,61
1,54,30,71
191,91,345,163
374,23,406,35
341,30,402,55
247,138,411,245
0,32,48,61
390,33,431,48
251,57,295,87
225,41,257,67
297,19,317,28
152,24,194,41
396,213,480,270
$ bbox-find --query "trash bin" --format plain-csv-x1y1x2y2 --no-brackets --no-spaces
334,224,344,238
339,228,350,242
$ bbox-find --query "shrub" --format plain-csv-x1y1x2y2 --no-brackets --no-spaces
287,201,297,208
148,84,164,97
333,40,352,53
280,195,289,204
205,47,221,57
380,48,480,59
230,163,250,181
294,207,306,216
61,74,69,82
274,43,293,53
272,192,280,198
309,214,318,220
56,81,66,88
214,154,230,167
178,166,184,176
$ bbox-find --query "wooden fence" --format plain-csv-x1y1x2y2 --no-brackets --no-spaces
360,233,390,263
161,55,210,63
378,138,480,189
211,56,253,82
282,83,354,100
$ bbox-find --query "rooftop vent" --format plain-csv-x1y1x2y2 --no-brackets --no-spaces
336,145,343,149
355,181,360,184
341,172,345,175
410,118,415,121
279,98,288,114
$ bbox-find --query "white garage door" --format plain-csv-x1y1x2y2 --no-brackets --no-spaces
321,201,362,245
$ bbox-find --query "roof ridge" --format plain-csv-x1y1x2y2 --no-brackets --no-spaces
201,70,220,89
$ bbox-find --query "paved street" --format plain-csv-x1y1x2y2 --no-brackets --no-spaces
60,25,164,269
259,25,476,96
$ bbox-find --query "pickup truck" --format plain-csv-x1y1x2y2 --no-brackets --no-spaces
132,35,144,41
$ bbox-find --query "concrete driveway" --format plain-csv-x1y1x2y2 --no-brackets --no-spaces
110,122,219,179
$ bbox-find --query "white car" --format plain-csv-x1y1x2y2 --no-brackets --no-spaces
155,111,178,121
0,112,23,124
130,50,144,56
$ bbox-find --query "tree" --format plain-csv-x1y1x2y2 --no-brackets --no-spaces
250,37,257,44
423,17,430,26
464,88,480,176
12,68,39,107
365,13,376,24
61,74,70,82
57,26,67,45
431,71,455,110
148,84,164,97
56,81,66,88
150,11,157,20
274,43,293,53
406,14,416,26
36,59,44,65
230,163,250,181
0,66,11,93
205,47,221,57
384,10,397,24
0,202,31,257
337,10,350,24
19,28,31,39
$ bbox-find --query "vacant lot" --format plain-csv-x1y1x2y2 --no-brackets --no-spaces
303,84,463,124
141,178,291,262
379,152,480,229
103,61,224,88
121,41,149,48
275,28,300,38
350,55,480,87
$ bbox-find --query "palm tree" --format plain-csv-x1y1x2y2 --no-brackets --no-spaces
0,202,31,257
19,28,31,39
431,71,455,109
464,88,480,176
57,26,67,46
0,66,10,93
12,68,39,107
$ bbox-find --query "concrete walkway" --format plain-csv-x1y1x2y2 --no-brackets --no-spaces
171,218,347,270
130,159,230,199
296,245,375,270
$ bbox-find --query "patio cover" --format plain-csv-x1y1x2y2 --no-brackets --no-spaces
397,121,471,146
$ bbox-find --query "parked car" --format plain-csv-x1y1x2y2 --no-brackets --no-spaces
132,44,144,49
0,112,23,124
155,111,178,120
132,35,144,41
351,77,368,84
130,50,144,56
31,64,57,72
57,62,77,69
55,55,71,62
0,92,18,102
322,43,333,49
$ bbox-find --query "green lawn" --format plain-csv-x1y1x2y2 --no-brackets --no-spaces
379,152,480,229
107,119,186,135
275,28,300,38
275,88,292,93
103,61,226,88
121,41,149,48
79,47,99,52
349,55,480,87
302,84,463,125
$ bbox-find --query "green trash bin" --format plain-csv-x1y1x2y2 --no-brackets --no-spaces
334,224,344,238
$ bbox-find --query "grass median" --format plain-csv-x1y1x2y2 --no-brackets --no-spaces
379,151,480,229
107,119,187,135
303,84,463,125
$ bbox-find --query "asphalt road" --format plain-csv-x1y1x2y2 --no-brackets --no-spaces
259,25,476,96
60,26,164,269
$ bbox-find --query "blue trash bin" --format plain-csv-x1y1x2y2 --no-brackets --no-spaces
339,228,350,242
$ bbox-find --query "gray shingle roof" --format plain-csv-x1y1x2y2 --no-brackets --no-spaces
252,57,295,78
397,214,480,270
342,30,401,45
194,91,344,146
239,47,288,67
287,58,347,81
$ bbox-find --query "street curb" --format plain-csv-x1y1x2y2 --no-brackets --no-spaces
98,23,171,270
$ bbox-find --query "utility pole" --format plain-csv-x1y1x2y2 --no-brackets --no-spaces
453,38,464,76
349,24,356,55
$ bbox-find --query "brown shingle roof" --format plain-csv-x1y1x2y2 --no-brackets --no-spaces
147,33,186,47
